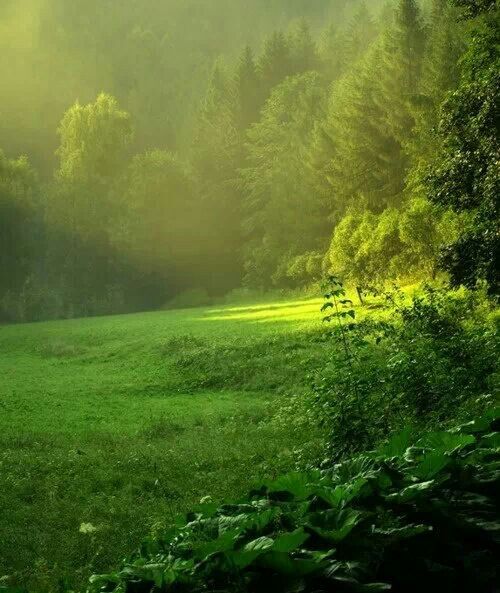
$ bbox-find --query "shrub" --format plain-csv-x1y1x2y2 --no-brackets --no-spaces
326,202,461,287
308,284,498,456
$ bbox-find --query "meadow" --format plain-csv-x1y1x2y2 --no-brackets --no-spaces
0,297,333,591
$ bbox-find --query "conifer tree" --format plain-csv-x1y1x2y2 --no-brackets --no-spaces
241,72,328,288
257,31,293,101
191,62,244,293
341,2,378,67
309,43,401,219
377,0,426,145
406,0,464,186
318,23,344,80
234,46,261,132
421,0,463,103
288,19,321,74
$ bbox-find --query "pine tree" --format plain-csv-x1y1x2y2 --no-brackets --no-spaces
341,2,378,67
241,72,328,288
406,0,464,186
257,31,293,101
288,19,321,74
421,0,463,105
308,43,402,219
191,62,244,293
377,0,426,145
318,23,344,80
233,46,261,132
319,4,378,82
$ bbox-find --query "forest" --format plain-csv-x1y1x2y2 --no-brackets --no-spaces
1,0,496,321
0,0,499,592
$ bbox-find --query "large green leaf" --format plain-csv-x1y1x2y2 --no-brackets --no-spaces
376,428,414,459
480,432,500,449
272,529,309,553
244,536,274,552
386,480,435,503
267,472,317,500
411,451,451,480
307,509,366,543
454,408,500,435
226,536,275,569
316,477,371,508
194,529,240,559
417,431,475,454
372,524,431,539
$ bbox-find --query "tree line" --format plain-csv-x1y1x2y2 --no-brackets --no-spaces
1,0,498,321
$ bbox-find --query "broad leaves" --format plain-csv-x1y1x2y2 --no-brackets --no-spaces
89,414,499,593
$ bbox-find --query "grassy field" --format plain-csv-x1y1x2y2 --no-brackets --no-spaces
0,297,335,592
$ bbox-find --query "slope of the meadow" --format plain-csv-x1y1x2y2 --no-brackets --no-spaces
0,298,331,591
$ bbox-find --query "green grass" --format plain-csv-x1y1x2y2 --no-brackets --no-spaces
0,297,334,592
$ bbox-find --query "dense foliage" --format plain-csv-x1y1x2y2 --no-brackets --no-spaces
424,2,499,290
88,409,500,593
308,282,499,456
1,0,498,321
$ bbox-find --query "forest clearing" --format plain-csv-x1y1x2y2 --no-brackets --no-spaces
0,0,498,591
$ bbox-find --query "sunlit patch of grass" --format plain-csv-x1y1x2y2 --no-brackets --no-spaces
208,297,324,314
202,299,324,323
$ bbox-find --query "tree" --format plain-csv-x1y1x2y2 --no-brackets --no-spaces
233,46,261,132
0,151,39,320
424,4,499,290
118,150,197,308
46,94,133,315
420,0,463,104
340,2,378,68
318,23,344,80
241,72,328,288
452,0,498,18
326,210,378,286
398,197,460,280
309,43,401,219
310,0,426,223
288,19,321,74
377,0,426,145
191,63,244,293
257,31,293,101
56,93,132,185
326,199,458,286
405,0,464,197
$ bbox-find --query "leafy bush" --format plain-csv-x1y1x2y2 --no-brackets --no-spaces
308,284,498,456
326,201,461,288
87,409,499,593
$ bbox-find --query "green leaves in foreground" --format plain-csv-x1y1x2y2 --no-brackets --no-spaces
89,409,500,593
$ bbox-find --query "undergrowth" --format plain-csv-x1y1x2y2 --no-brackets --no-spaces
1,285,497,592
276,283,499,458
85,408,500,593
